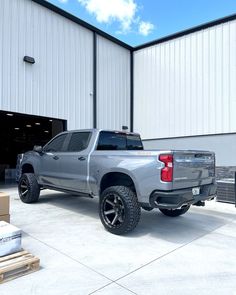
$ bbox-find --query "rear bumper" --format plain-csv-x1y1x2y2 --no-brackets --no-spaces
149,183,217,209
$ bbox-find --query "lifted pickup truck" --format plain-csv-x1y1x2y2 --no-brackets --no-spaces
17,129,216,235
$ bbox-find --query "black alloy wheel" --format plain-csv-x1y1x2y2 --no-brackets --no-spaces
102,193,125,227
99,186,141,235
19,178,29,199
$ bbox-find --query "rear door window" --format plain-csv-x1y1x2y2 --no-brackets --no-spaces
44,134,67,152
67,132,91,152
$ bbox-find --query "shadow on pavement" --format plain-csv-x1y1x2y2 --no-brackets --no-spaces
37,191,236,243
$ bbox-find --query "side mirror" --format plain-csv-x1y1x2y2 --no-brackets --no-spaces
33,145,43,153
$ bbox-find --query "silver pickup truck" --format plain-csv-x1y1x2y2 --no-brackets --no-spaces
17,129,216,235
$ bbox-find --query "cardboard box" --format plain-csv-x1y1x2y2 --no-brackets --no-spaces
0,193,9,216
0,214,10,223
0,221,22,257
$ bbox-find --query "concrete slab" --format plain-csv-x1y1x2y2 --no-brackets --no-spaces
8,190,234,279
0,186,235,295
90,283,135,295
117,230,236,295
0,235,110,295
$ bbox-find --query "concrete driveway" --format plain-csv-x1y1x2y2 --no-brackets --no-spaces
1,186,236,295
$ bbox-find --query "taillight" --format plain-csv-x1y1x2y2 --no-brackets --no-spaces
159,154,173,182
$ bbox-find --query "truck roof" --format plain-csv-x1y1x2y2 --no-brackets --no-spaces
60,129,141,136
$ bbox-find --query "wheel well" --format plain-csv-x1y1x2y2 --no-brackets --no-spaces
22,164,34,174
100,172,136,194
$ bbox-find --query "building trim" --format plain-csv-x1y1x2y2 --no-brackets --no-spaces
130,51,134,132
142,132,236,141
93,32,97,128
32,0,132,50
31,1,236,53
134,14,236,51
29,1,236,137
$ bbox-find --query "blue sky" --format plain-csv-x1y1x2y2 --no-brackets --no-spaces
47,0,236,46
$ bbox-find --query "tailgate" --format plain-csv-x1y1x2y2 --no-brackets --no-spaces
173,151,215,190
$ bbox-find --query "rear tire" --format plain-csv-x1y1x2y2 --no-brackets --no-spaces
18,173,40,203
159,205,190,217
99,185,141,235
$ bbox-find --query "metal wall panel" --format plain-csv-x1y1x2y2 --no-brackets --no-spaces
97,36,131,131
0,0,94,130
143,133,236,166
134,20,236,139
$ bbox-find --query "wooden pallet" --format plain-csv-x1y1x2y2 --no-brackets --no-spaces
0,250,40,284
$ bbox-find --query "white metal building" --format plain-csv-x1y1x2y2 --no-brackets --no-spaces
133,15,236,166
0,0,235,179
0,0,131,131
0,0,132,179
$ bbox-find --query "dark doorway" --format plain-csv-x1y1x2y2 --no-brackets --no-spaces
0,111,67,181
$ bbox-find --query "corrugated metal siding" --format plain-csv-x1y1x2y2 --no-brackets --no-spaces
143,133,236,166
134,20,236,139
0,0,94,130
97,36,131,131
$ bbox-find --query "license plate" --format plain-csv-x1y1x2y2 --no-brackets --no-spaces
192,187,200,196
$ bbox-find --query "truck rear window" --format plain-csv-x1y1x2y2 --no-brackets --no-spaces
97,131,143,150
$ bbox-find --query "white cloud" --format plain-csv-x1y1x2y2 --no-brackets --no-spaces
78,0,154,36
138,21,154,36
78,0,137,32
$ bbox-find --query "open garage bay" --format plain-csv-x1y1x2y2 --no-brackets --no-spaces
0,111,66,182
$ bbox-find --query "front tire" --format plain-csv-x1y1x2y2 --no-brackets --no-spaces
99,186,141,235
18,173,40,203
159,205,190,217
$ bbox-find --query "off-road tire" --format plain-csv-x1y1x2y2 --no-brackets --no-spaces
159,205,190,217
99,185,141,235
18,173,40,203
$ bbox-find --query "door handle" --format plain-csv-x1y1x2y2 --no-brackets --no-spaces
53,155,59,160
78,156,86,161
